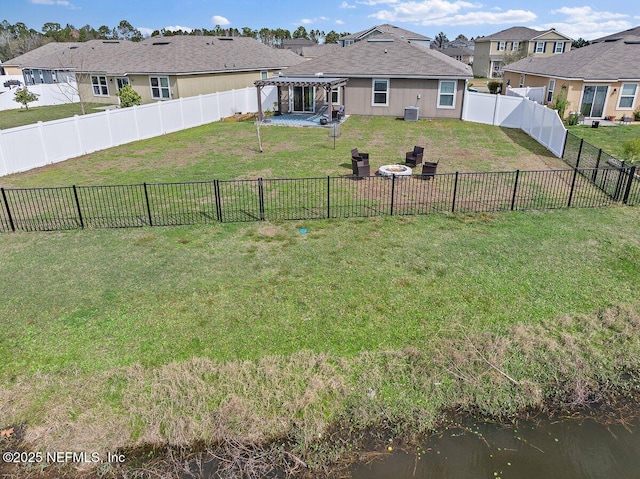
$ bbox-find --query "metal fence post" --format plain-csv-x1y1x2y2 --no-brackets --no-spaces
567,167,579,207
72,185,84,229
214,180,223,222
258,178,265,221
390,174,396,216
575,138,584,168
1,187,15,232
143,183,153,226
510,170,520,211
592,149,602,183
326,176,330,219
622,166,636,205
452,172,459,212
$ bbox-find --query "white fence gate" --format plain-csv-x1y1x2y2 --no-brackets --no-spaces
0,86,277,177
462,91,566,157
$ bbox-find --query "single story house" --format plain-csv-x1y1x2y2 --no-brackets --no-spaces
473,26,572,79
437,46,474,65
256,33,472,120
3,36,304,106
502,26,640,120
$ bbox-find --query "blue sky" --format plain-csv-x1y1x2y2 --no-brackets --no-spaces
5,0,640,41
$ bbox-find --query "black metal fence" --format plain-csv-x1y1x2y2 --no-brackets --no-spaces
0,131,637,233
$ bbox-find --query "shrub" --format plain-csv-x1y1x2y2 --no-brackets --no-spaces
621,138,640,164
14,87,39,110
566,112,580,126
487,81,502,94
551,85,570,119
115,85,142,108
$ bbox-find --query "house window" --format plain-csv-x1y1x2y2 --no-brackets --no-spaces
51,71,58,83
38,70,44,83
115,78,129,91
260,71,268,80
618,83,638,109
150,76,170,100
372,79,389,106
535,42,545,53
554,42,564,53
91,75,109,96
547,79,556,104
519,74,525,88
437,80,456,109
326,88,340,104
497,41,506,51
511,41,519,51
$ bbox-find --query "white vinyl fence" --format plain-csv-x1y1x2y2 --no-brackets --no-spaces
0,79,80,111
462,91,566,157
505,86,546,104
0,86,277,177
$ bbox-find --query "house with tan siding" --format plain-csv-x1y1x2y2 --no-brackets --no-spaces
270,33,472,120
502,26,640,120
473,26,572,79
3,36,304,107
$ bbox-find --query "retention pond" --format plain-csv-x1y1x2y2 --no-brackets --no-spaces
351,415,640,479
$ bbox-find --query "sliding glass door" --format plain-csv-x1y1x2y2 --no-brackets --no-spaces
580,85,608,118
292,86,314,113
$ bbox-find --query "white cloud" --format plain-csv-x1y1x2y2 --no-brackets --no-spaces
336,19,346,24
340,1,356,8
408,9,537,27
211,15,230,26
29,0,75,7
300,18,314,25
137,27,155,37
368,1,482,23
547,7,632,40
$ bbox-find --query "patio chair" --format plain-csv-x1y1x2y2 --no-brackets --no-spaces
405,146,424,167
332,105,345,121
351,148,370,178
421,161,438,179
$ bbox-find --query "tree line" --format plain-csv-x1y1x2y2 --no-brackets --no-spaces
0,19,351,63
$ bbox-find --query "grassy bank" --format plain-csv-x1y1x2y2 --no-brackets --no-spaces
2,207,640,476
567,123,640,159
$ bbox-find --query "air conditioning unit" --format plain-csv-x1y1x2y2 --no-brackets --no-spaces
404,106,419,121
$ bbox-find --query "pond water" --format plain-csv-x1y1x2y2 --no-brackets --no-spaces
351,416,640,479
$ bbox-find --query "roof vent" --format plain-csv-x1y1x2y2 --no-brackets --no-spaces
368,38,393,42
102,40,120,44
218,37,234,41
69,46,78,50
315,72,324,77
152,41,171,46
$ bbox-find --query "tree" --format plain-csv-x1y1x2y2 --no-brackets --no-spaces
309,29,324,44
433,31,448,49
455,34,468,41
572,38,590,49
14,86,39,109
115,84,141,107
324,30,340,44
292,26,309,40
116,20,142,42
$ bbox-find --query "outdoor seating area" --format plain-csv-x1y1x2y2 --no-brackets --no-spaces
421,161,439,179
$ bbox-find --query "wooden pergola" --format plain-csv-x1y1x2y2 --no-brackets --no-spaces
254,76,348,121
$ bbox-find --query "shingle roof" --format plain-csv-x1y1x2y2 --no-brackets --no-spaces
299,44,340,58
476,26,568,42
5,36,304,75
592,25,640,43
282,36,472,78
341,24,431,42
503,35,640,81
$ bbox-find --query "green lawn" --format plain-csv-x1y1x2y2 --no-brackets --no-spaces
0,102,105,130
0,116,565,188
2,116,640,476
567,123,640,158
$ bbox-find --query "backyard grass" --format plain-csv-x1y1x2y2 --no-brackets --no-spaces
2,115,640,477
568,123,640,159
0,102,105,131
0,116,566,188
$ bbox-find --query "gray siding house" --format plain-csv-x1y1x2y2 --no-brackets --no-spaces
274,34,472,119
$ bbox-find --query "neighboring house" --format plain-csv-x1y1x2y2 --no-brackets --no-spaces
339,24,431,48
298,43,340,60
3,36,304,106
502,26,640,120
438,46,474,65
281,38,316,54
473,27,572,79
257,34,472,119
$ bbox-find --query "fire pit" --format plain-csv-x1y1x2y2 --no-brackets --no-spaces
377,164,413,177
